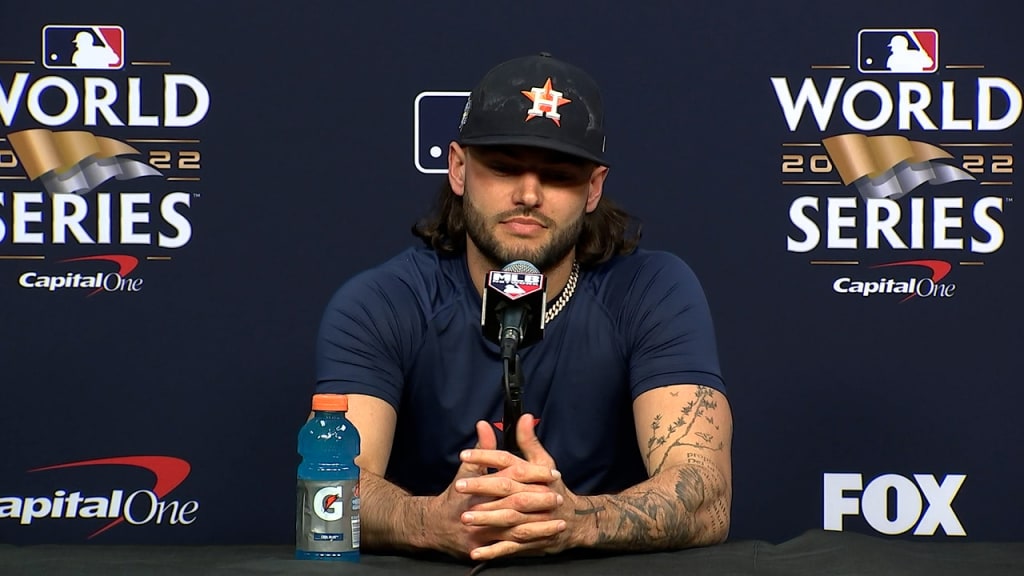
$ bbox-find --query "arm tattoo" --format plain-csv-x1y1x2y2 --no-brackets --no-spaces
592,467,706,549
575,496,606,535
577,385,731,550
644,385,723,475
574,495,605,515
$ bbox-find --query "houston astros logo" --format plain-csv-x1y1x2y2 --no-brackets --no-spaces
522,77,571,126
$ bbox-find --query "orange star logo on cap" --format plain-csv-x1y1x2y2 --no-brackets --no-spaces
522,77,571,126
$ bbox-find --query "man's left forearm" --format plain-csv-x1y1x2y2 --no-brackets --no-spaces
570,461,731,551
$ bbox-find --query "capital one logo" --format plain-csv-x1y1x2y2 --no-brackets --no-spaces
0,455,196,538
824,473,966,536
314,486,344,521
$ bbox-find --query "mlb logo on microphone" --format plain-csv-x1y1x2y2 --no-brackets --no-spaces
488,271,544,301
42,25,125,70
858,29,938,74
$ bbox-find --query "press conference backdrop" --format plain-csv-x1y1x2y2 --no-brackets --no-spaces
0,0,1020,546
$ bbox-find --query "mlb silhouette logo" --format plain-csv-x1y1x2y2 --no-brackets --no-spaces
858,29,938,74
42,25,124,70
414,91,470,174
487,271,544,300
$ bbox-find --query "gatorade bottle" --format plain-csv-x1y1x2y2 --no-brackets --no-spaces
296,393,361,562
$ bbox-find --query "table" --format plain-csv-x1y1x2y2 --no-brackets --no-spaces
1,530,1022,575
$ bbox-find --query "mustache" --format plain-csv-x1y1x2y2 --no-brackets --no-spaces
494,209,554,227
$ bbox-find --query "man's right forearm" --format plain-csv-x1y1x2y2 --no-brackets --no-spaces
359,469,435,552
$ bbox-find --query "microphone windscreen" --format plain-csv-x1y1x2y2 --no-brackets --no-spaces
503,260,541,274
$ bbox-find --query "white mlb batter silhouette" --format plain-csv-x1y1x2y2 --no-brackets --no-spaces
71,31,118,68
886,35,933,72
503,284,526,296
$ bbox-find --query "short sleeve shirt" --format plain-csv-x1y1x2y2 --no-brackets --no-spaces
315,246,724,496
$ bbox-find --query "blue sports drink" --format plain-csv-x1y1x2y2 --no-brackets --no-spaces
296,393,361,562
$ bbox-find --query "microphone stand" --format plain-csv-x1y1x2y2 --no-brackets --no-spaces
501,350,524,458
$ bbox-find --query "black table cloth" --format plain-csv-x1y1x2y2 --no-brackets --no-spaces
2,530,1021,575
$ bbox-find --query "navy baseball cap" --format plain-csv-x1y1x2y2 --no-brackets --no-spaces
457,53,608,166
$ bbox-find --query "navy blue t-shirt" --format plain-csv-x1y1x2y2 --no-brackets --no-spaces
315,246,724,496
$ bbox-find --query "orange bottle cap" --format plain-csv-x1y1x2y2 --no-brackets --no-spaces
311,393,348,411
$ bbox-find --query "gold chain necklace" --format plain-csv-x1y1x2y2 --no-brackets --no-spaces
545,261,579,324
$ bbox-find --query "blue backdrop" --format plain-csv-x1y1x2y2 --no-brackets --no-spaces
1,0,1020,545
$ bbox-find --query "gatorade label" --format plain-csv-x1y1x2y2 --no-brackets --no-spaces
296,479,360,552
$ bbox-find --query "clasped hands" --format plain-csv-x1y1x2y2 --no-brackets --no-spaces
430,413,581,561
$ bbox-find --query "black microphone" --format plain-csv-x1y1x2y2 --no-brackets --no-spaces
481,260,547,359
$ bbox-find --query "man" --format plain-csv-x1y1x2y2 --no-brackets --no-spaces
315,53,731,561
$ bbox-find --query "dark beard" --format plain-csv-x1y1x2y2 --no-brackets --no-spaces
462,189,582,272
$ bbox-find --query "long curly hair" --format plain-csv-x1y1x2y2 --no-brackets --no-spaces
411,180,642,267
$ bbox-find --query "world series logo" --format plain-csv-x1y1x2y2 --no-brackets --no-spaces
771,27,1018,303
0,23,210,297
